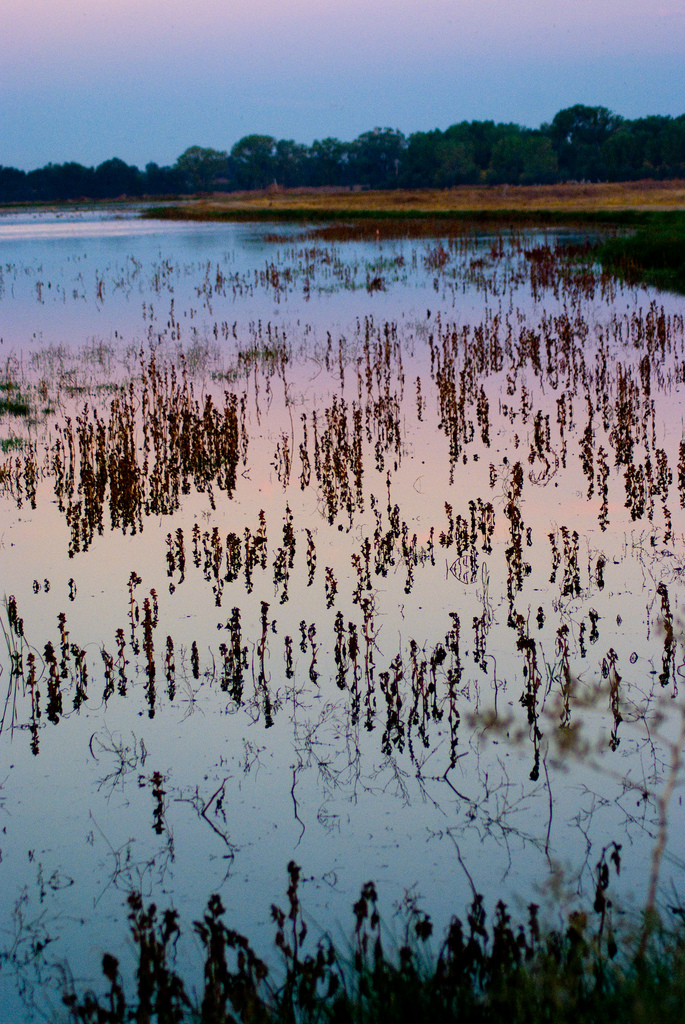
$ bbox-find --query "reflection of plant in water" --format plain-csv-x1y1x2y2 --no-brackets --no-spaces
43,354,248,556
6,229,685,1020
0,594,39,750
90,727,148,797
176,777,237,860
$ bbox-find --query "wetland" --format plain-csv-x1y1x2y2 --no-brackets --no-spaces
1,205,685,1019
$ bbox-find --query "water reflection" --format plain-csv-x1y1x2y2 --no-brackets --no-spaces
1,211,685,1018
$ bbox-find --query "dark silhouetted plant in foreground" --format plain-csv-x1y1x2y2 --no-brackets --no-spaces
62,860,685,1024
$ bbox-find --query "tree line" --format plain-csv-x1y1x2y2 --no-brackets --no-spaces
2,105,684,203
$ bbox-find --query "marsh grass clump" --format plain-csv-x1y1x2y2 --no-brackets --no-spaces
0,435,27,453
41,353,247,555
61,861,685,1024
597,226,685,294
0,387,30,418
0,367,38,434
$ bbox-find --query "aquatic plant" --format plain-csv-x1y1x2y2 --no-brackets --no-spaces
61,858,685,1024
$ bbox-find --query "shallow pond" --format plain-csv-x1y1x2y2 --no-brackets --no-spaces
1,207,685,1019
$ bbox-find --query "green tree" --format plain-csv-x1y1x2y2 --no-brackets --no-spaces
447,121,503,174
143,162,184,195
174,146,229,192
603,115,685,180
27,161,94,200
547,105,621,180
349,128,406,188
308,137,351,186
92,157,143,198
274,139,309,187
433,135,479,186
402,130,444,187
487,131,558,185
229,135,277,190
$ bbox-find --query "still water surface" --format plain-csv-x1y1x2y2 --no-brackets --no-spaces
1,207,684,1018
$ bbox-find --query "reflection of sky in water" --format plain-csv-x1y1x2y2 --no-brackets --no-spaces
1,210,685,1017
2,209,667,358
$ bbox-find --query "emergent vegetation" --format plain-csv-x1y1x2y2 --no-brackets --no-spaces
596,221,685,293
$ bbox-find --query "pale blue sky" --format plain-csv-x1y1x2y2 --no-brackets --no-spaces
2,0,684,170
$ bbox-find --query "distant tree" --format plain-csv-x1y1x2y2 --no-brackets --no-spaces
229,136,277,190
306,137,350,186
92,158,143,198
26,161,94,200
143,162,184,195
602,115,685,180
274,140,309,187
349,128,406,189
602,124,650,180
174,147,229,192
2,105,685,204
0,166,29,202
432,136,480,186
401,130,443,187
547,105,622,180
448,121,503,175
486,130,558,185
659,115,685,176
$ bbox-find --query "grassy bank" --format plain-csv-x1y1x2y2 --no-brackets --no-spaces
143,205,663,229
141,180,685,221
62,862,685,1024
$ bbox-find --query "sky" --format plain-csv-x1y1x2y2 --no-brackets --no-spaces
1,0,685,170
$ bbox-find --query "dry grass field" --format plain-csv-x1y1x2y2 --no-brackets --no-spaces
151,179,685,219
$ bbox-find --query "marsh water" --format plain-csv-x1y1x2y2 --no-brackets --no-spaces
1,207,685,1018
